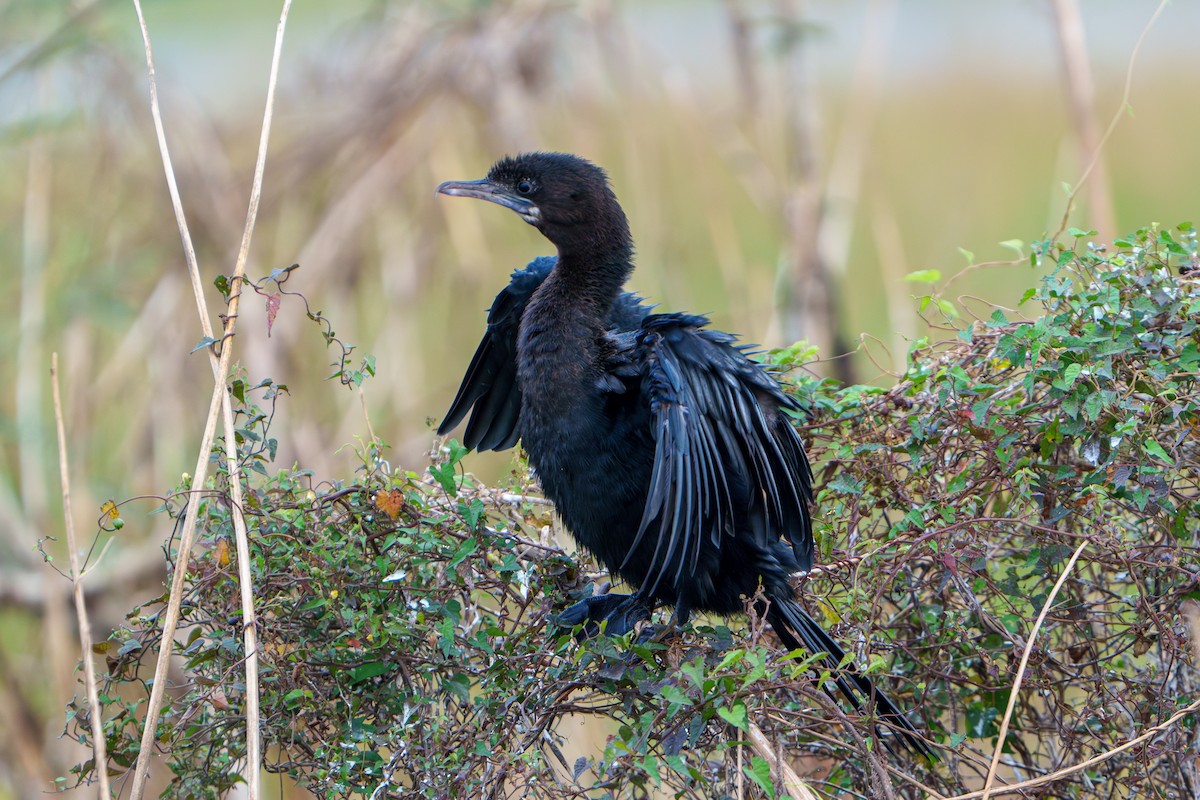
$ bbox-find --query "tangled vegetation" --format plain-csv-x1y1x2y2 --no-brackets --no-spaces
70,223,1200,798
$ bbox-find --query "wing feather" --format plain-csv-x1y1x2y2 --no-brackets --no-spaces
620,314,815,596
440,256,650,452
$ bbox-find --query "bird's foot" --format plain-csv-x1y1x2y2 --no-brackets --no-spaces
632,622,684,646
558,593,652,639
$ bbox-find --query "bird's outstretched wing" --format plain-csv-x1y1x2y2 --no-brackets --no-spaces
621,313,814,597
439,257,650,451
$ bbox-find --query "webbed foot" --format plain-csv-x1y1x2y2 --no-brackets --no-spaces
557,593,652,639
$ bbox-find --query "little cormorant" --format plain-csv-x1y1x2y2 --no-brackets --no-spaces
436,151,931,759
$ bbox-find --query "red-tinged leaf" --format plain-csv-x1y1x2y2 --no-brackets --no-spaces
265,292,282,337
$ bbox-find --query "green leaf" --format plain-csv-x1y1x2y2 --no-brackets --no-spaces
998,239,1025,257
826,474,864,496
1082,391,1105,421
717,702,748,730
448,536,477,568
967,703,999,738
679,657,708,688
459,498,485,529
349,661,390,683
1052,363,1082,391
715,649,746,672
191,335,219,354
430,462,459,495
1142,439,1172,463
446,439,469,465
442,672,471,704
658,684,692,708
904,269,942,283
743,756,775,799
958,247,975,264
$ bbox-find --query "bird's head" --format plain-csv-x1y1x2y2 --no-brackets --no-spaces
437,152,630,259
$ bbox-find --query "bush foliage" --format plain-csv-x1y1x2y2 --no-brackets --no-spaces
71,223,1200,798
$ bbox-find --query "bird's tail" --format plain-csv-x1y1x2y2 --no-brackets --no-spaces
762,598,934,761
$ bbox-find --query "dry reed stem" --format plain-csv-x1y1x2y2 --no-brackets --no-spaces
979,540,1088,798
52,352,111,799
219,7,294,796
127,4,223,795
1049,0,1116,242
746,720,822,800
18,138,49,526
770,0,830,355
127,1,292,797
818,0,895,281
1052,0,1167,241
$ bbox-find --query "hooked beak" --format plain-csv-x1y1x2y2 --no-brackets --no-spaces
436,179,541,225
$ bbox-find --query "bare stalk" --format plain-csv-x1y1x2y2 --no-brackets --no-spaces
52,352,111,799
979,540,1087,799
747,720,822,800
219,6,295,796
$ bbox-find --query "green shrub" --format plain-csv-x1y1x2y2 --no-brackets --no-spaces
70,223,1200,798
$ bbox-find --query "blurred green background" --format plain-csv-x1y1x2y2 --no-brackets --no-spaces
1,0,1197,796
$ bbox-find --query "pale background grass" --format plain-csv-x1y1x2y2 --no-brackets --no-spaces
1,0,1197,796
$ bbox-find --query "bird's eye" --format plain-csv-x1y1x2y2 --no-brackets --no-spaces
516,179,535,195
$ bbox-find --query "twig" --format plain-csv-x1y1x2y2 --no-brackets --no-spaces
0,0,106,87
979,539,1088,799
498,492,553,507
52,352,110,799
722,0,759,117
0,540,166,609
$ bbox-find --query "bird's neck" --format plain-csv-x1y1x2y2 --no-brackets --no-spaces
550,218,635,318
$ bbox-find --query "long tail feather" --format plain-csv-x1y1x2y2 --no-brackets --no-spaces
762,598,935,761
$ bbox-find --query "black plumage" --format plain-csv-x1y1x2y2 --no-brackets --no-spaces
436,152,931,759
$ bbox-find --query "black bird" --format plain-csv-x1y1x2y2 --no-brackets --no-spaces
436,152,930,758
